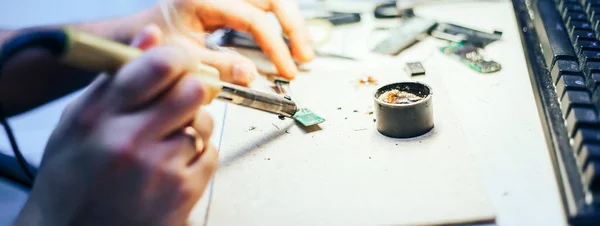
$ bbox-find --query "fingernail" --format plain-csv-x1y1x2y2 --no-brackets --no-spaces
233,64,255,85
130,30,145,47
248,71,257,82
305,44,316,60
289,60,298,76
146,23,161,34
130,24,161,47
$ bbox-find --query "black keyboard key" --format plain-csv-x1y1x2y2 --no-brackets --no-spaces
571,27,594,38
589,1,600,9
566,107,600,137
591,76,600,110
583,161,600,191
572,29,596,41
579,143,600,170
585,0,600,9
568,20,593,31
592,10,600,22
580,51,600,64
538,0,578,68
563,3,585,14
574,129,600,153
557,75,587,98
592,17,600,30
589,5,600,15
585,61,600,74
592,13,600,24
575,39,600,54
558,0,578,5
590,73,600,90
565,9,586,21
566,12,588,22
590,5,600,16
551,60,581,84
561,90,592,117
583,51,600,59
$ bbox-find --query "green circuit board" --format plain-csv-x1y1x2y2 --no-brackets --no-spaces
440,42,501,73
293,108,325,127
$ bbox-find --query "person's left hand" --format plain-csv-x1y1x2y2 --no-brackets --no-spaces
133,0,315,84
14,25,219,226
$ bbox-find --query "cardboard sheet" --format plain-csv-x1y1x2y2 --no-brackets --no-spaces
202,48,496,225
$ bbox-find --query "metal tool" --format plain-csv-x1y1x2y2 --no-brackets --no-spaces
374,2,411,18
215,29,356,61
431,23,502,48
372,16,437,55
314,12,361,26
217,82,297,118
0,27,301,118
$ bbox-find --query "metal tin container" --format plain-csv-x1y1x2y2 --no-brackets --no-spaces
374,82,434,138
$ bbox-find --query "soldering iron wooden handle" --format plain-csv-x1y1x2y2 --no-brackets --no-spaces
61,27,222,105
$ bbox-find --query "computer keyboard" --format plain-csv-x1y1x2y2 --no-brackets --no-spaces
512,0,600,225
553,0,600,196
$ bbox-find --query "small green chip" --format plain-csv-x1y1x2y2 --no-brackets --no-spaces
293,108,325,127
440,42,501,73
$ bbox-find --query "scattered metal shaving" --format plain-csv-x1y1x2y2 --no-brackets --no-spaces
357,76,377,88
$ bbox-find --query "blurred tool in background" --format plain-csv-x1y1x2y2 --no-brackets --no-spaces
370,0,503,73
211,28,356,61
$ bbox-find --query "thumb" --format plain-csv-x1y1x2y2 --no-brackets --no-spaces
130,24,164,49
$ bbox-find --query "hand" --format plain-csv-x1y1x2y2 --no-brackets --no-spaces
138,0,314,81
13,25,218,226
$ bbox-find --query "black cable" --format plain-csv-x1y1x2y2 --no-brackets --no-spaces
0,29,68,185
0,105,34,181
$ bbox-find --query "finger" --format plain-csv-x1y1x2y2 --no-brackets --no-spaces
160,33,257,86
62,23,165,119
155,34,256,86
59,74,111,121
166,35,257,86
194,48,257,86
130,24,164,50
152,130,205,165
246,0,315,62
196,1,298,79
192,110,214,150
189,142,219,186
140,74,207,140
105,46,192,112
271,0,315,62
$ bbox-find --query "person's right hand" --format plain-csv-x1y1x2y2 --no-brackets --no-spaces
129,0,314,82
13,25,218,226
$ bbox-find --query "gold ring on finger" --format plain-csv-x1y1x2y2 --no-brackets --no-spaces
183,126,202,152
